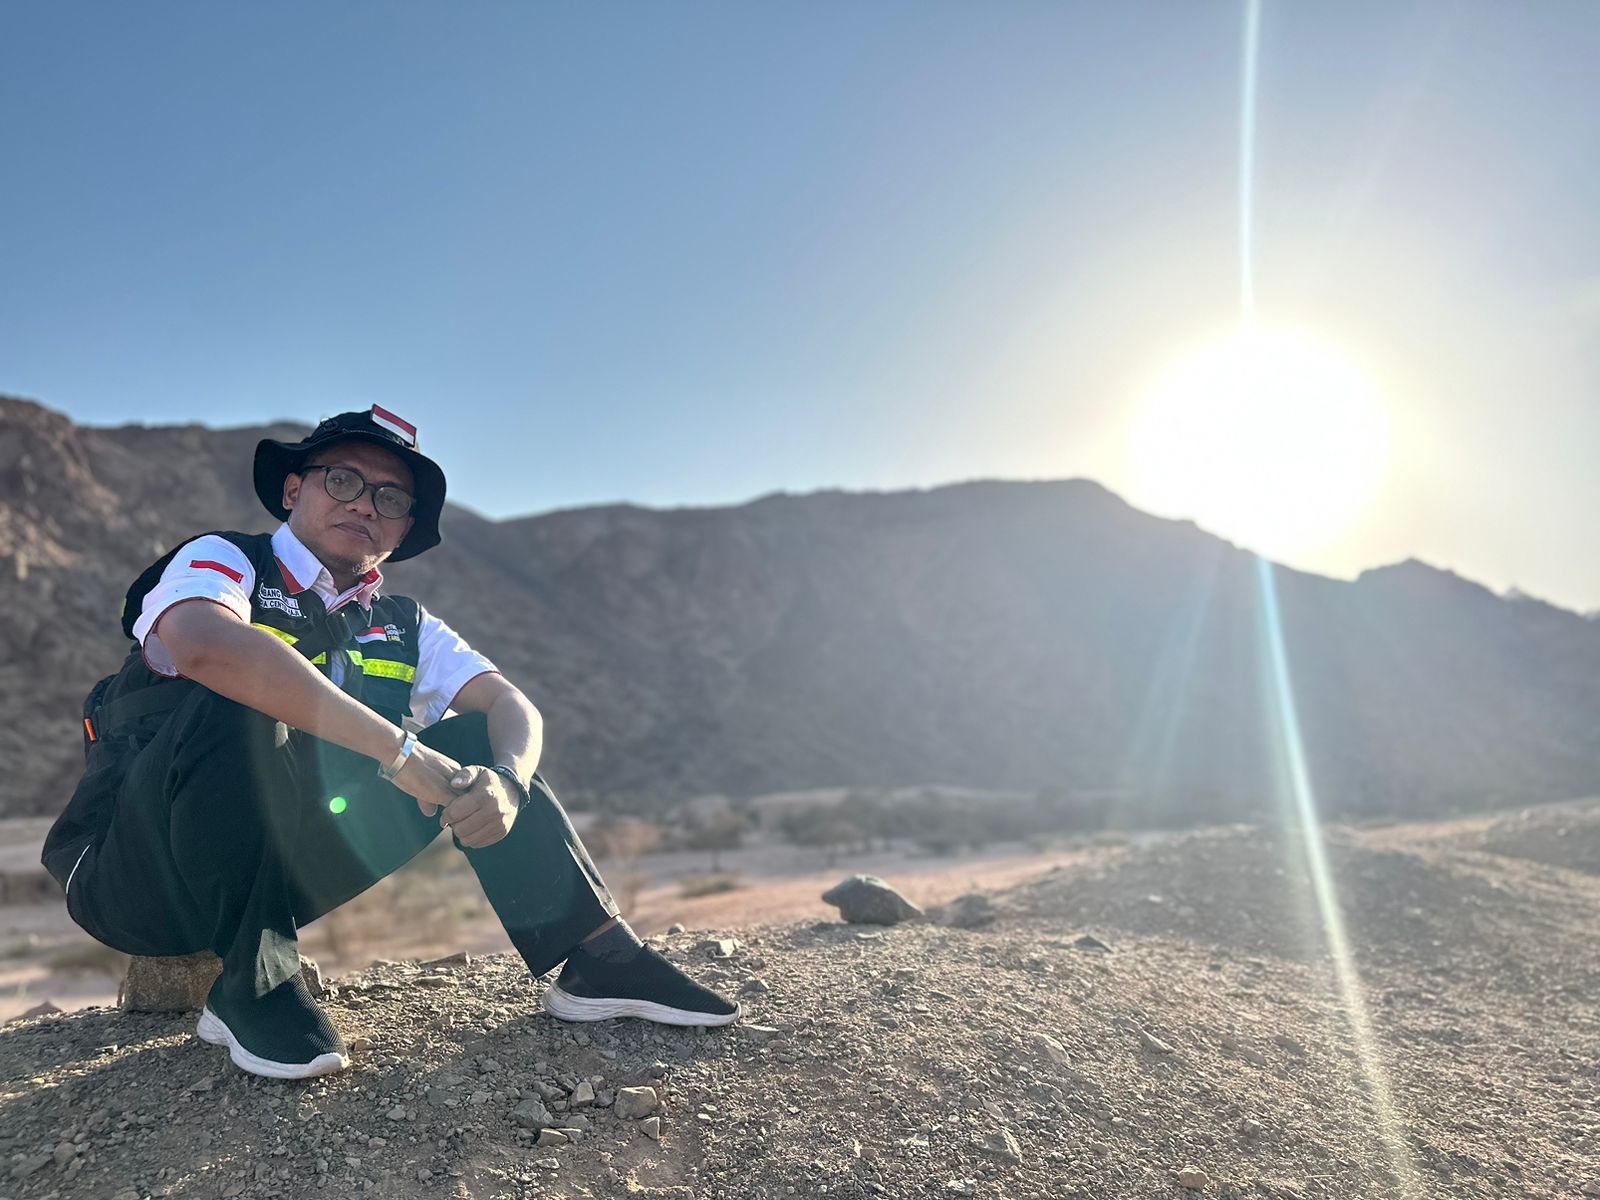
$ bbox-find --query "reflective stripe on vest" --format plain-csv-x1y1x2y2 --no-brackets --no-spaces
252,622,325,664
361,658,416,683
251,623,415,680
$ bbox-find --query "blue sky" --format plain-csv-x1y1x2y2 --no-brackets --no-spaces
3,3,1598,607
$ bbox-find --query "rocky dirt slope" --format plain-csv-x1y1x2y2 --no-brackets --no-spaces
3,806,1598,1200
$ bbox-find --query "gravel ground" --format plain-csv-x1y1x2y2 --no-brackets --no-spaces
2,810,1598,1200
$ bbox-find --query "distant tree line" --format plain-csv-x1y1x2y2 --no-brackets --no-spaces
773,787,1114,863
585,806,753,872
588,779,1505,876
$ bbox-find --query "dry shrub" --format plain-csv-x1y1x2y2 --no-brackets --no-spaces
1,936,42,960
616,871,651,913
586,818,664,912
586,818,664,862
678,872,744,898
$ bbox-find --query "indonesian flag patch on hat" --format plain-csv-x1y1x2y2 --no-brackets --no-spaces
370,405,417,447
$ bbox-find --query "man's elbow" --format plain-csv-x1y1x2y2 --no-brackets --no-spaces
491,687,542,734
157,605,244,681
167,635,225,681
498,688,541,725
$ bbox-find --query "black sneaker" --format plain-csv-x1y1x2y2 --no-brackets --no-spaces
543,945,742,1027
197,973,350,1079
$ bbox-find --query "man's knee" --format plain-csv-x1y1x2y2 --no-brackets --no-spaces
154,692,309,844
163,688,288,764
418,712,493,766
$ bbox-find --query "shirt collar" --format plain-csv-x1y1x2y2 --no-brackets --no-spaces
270,523,384,612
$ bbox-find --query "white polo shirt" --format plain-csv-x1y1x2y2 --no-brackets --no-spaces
131,523,498,731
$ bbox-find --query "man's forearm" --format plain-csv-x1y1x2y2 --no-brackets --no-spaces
170,619,404,764
487,691,543,784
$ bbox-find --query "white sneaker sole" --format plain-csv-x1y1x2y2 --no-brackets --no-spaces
197,1006,351,1079
543,983,742,1027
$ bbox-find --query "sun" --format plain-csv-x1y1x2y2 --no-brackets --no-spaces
1127,326,1389,563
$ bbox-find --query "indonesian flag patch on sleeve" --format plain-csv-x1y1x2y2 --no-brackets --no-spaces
370,405,417,446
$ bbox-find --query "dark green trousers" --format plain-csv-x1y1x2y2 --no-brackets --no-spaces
65,689,617,997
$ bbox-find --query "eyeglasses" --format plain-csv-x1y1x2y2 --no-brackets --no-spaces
299,465,415,519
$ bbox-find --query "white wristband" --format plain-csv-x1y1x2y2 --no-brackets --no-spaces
378,732,417,782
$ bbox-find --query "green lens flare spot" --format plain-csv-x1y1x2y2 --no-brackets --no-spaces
328,795,348,815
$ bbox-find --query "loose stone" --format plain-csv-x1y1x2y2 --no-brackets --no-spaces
931,893,998,929
821,876,923,925
1177,1166,1211,1189
1030,1032,1072,1068
1138,1026,1175,1055
511,1098,553,1130
615,1086,661,1119
10,1152,52,1179
978,1128,1022,1162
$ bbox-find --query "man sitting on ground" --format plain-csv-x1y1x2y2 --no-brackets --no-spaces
43,407,738,1079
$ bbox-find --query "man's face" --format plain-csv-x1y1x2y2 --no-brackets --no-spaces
282,439,416,580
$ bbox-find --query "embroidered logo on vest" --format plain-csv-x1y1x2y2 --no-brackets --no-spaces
356,624,405,644
257,586,305,618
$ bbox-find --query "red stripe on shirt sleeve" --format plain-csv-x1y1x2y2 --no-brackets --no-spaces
190,559,245,584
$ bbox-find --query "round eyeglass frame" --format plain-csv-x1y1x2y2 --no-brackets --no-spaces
299,464,415,519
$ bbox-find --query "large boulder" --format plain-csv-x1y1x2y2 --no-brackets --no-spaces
821,875,923,925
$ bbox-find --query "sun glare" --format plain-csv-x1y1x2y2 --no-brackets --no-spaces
1128,327,1389,563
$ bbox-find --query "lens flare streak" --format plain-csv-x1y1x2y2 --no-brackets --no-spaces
1237,9,1415,1187
1254,557,1418,1195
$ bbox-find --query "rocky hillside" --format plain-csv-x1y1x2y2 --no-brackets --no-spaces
3,804,1597,1199
6,394,1600,821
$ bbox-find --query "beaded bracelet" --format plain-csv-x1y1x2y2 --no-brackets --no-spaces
489,763,530,809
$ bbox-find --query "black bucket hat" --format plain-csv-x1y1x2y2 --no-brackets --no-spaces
254,406,446,562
